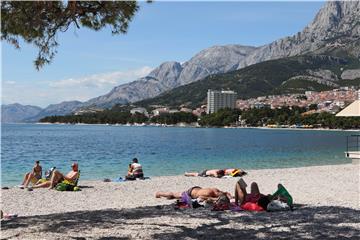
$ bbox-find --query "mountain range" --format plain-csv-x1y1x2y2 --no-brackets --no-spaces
137,55,360,108
1,103,42,123
2,0,360,122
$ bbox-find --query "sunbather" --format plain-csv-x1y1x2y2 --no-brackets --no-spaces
234,178,274,211
32,162,79,189
20,160,42,188
184,168,246,178
156,186,232,201
184,169,225,178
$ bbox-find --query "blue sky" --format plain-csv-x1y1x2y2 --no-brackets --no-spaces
2,1,324,107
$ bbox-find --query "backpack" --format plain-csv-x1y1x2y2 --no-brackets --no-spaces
45,167,56,180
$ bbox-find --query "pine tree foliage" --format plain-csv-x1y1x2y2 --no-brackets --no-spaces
1,1,139,69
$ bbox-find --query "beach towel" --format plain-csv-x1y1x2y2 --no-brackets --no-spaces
175,192,203,209
180,192,193,208
104,176,151,183
55,181,75,191
241,202,264,211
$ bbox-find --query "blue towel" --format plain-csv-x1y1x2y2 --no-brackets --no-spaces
113,177,125,182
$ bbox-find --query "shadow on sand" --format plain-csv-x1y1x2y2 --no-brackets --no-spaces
1,204,359,239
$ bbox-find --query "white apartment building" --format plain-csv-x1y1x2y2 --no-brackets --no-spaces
207,89,237,114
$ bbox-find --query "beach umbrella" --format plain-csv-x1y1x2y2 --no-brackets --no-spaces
336,91,360,117
336,92,360,164
335,100,360,117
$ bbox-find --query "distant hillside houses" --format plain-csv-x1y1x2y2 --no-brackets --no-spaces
74,107,104,115
236,87,358,114
130,88,358,119
151,107,169,116
130,107,149,117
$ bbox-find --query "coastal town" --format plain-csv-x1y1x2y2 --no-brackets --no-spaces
124,87,359,118
60,87,360,130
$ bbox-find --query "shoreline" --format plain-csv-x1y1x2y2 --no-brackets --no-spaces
5,122,359,132
1,162,354,188
1,163,359,239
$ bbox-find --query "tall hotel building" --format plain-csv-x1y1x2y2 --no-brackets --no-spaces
207,90,237,114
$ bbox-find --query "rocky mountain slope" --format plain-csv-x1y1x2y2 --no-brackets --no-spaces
1,103,42,123
25,101,83,122
85,1,359,108
136,54,360,108
84,45,256,108
239,1,360,68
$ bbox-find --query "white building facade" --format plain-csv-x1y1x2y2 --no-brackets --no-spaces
207,90,237,114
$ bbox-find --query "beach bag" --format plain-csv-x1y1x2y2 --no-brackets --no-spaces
212,193,231,211
271,185,293,208
45,167,56,180
55,182,73,191
55,180,76,191
267,200,290,212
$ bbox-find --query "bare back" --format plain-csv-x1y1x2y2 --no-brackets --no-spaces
33,165,42,178
205,169,220,177
191,187,222,199
224,169,236,175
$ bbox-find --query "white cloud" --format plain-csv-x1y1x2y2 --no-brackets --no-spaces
49,66,153,88
2,66,154,107
4,80,16,85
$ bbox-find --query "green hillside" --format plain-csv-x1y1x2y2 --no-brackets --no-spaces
136,54,360,108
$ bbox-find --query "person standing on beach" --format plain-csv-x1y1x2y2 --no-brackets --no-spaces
126,158,144,180
20,160,42,188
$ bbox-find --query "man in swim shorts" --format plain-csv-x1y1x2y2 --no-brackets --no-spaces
155,186,232,201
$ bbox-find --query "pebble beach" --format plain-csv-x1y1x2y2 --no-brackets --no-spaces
1,164,359,239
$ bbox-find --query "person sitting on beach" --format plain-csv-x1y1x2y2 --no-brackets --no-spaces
126,158,144,180
155,186,232,201
184,169,225,178
31,162,79,189
20,160,42,188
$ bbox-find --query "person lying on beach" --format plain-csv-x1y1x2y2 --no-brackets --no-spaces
155,186,232,202
234,178,273,211
126,158,144,180
31,162,79,190
184,168,247,178
184,169,225,178
20,160,42,188
224,168,247,177
234,179,293,211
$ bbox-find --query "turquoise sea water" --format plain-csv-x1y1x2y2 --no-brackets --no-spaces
1,123,357,186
